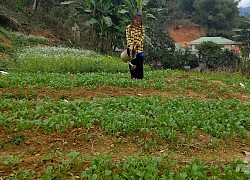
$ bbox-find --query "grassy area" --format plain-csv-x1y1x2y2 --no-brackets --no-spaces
0,27,47,52
8,46,130,73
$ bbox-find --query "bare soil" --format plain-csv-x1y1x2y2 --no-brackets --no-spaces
168,26,206,47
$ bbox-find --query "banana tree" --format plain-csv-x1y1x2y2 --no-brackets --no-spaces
62,0,114,52
61,0,166,52
120,0,157,20
136,0,150,14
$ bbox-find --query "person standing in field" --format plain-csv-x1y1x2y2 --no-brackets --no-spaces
126,12,145,79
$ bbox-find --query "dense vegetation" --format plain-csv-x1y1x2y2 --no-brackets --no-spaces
1,0,245,46
1,0,249,75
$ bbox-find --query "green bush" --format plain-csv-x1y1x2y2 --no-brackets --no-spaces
144,28,198,70
239,59,250,78
197,41,240,70
0,43,6,53
144,28,175,69
172,48,199,69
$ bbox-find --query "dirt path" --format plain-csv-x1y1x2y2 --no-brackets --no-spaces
1,85,250,102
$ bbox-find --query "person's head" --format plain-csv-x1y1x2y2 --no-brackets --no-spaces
132,12,142,27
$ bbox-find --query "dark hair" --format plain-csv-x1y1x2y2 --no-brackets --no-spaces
131,12,143,27
134,12,142,20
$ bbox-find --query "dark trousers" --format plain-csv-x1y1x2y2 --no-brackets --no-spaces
129,56,144,79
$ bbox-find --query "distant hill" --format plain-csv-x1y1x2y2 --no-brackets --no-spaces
239,6,250,16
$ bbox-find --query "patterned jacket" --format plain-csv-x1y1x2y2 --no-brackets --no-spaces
126,24,145,54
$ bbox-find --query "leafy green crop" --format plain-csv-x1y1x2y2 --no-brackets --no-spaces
1,70,249,94
1,151,248,179
1,97,249,140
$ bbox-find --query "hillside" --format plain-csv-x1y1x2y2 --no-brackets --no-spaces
239,6,250,16
0,0,207,51
0,0,209,55
168,26,206,47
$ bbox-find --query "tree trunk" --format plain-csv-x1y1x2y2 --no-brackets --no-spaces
31,0,40,18
0,12,22,32
92,25,98,51
32,0,37,10
100,29,104,52
92,9,98,51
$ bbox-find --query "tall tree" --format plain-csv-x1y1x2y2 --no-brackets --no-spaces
179,0,195,13
192,0,239,32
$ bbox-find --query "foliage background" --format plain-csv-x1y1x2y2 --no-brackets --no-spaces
0,0,249,73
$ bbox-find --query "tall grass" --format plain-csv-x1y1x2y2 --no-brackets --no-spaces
9,46,133,73
0,27,47,45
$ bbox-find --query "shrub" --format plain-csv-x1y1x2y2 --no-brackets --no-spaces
197,41,240,70
238,59,250,78
144,30,198,70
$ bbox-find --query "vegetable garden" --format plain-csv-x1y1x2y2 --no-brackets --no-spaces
0,30,249,179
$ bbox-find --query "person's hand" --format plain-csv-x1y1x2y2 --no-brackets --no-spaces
129,45,134,52
129,44,139,52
